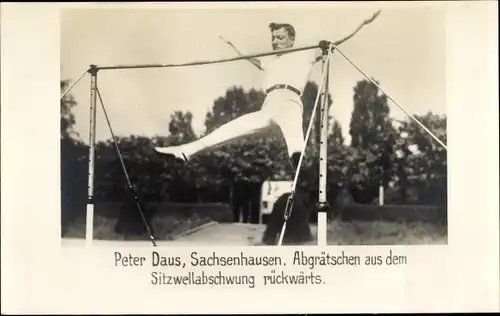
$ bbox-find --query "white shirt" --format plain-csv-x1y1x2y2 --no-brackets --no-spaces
260,49,318,94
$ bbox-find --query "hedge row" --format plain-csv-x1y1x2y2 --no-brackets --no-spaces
69,201,446,226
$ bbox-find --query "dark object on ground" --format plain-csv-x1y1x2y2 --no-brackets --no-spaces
349,173,379,204
262,191,313,245
114,194,156,238
231,180,261,224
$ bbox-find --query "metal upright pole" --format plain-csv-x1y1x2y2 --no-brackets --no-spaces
85,65,98,246
317,55,330,247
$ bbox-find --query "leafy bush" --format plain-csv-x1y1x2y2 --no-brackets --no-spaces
60,78,447,234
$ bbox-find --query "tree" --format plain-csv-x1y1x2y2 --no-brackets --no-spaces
344,79,397,204
167,111,197,146
329,119,345,149
201,85,287,182
204,86,265,134
301,81,333,157
60,80,79,140
349,79,395,149
94,135,185,202
392,112,447,205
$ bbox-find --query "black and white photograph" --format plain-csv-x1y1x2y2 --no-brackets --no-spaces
59,5,449,247
2,2,499,314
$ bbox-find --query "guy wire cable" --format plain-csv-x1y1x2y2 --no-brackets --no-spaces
332,45,447,151
96,87,158,247
60,69,89,100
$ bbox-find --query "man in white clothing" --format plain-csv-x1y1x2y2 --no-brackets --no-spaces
155,23,329,171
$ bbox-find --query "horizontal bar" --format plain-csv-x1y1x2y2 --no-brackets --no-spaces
95,44,319,71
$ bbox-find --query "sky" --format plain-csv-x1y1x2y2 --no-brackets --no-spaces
60,3,446,145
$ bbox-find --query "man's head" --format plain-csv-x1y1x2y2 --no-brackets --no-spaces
268,22,295,51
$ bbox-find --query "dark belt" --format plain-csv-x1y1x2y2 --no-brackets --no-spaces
265,84,301,96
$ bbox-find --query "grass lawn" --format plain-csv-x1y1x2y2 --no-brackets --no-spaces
62,213,447,245
325,219,447,245
62,213,214,241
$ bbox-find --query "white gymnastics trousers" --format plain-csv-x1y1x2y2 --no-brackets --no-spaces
164,89,305,160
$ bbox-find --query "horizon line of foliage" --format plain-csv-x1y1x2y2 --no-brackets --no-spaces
60,77,447,225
